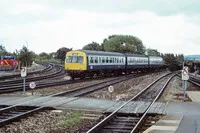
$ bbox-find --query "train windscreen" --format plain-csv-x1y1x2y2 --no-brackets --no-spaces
66,56,83,63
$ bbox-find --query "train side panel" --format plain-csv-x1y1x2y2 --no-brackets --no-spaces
148,56,163,68
65,50,126,78
65,50,164,79
126,56,149,69
87,55,126,71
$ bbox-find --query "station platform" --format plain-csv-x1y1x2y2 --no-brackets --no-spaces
187,91,200,102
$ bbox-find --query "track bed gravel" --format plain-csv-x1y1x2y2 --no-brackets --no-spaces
0,77,122,96
85,71,169,101
1,71,179,133
158,75,198,102
0,110,101,133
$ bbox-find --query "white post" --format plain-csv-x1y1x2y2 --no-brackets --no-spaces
23,77,26,94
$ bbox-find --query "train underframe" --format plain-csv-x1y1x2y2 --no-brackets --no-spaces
66,67,163,79
67,69,124,79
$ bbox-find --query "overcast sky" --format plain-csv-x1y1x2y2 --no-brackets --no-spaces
1,0,200,55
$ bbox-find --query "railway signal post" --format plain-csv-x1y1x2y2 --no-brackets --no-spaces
21,67,27,94
181,66,189,101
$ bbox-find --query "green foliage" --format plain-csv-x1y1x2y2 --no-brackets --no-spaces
146,48,160,56
39,52,51,60
0,44,8,56
161,53,184,65
59,111,82,126
18,46,36,67
34,52,57,62
56,47,72,63
102,35,145,54
82,42,102,51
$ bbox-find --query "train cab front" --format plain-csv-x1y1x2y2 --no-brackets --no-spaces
65,51,87,79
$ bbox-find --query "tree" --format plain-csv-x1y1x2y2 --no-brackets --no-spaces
146,48,160,56
56,47,72,63
36,52,51,61
39,52,50,60
82,42,102,51
49,52,56,59
102,35,145,54
161,53,184,71
0,44,8,56
18,46,35,67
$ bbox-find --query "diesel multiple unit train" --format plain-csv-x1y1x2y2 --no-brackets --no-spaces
65,50,164,79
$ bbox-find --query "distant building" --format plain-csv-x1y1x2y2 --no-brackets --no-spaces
184,55,200,63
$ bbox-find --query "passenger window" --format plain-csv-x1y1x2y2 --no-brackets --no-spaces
95,57,98,63
115,58,117,63
90,57,93,63
106,57,109,63
99,57,101,63
108,57,111,63
102,57,105,63
110,57,112,63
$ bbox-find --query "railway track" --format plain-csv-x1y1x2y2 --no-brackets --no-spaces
0,70,156,94
0,64,66,93
188,74,200,87
0,94,58,127
0,105,52,127
85,73,174,133
0,72,161,127
176,73,200,87
0,64,64,85
53,73,144,97
0,62,53,81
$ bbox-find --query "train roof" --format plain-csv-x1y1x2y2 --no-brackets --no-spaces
79,50,125,56
124,53,148,57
